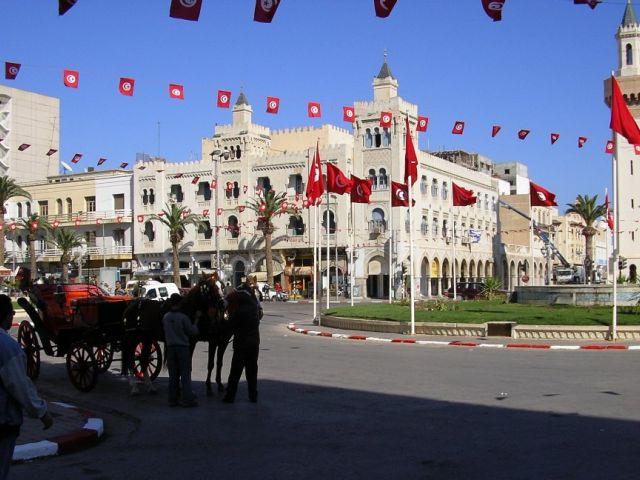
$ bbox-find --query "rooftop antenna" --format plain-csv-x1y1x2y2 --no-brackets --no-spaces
157,121,161,158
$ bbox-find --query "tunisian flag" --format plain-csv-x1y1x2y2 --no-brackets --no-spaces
63,70,79,88
169,0,202,21
530,181,558,207
491,125,501,137
391,182,415,207
5,62,20,80
326,163,352,195
380,112,392,128
374,0,397,17
254,0,281,23
404,116,418,186
119,78,135,96
217,90,231,108
350,176,372,204
610,75,640,145
343,106,355,123
482,0,505,21
59,0,77,15
417,116,429,132
452,182,477,206
305,142,324,204
605,191,614,230
266,96,280,114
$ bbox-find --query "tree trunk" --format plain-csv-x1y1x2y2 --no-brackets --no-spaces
61,254,69,283
583,227,596,284
0,212,5,266
29,235,36,282
265,231,273,286
172,241,180,287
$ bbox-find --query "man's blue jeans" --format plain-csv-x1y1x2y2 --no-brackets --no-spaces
0,433,17,480
167,345,195,404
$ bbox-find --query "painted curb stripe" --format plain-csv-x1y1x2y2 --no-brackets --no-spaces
286,324,639,351
13,440,58,461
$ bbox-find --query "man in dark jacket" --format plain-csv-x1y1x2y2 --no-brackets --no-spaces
223,276,262,403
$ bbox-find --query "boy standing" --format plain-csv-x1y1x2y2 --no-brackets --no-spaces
162,294,199,407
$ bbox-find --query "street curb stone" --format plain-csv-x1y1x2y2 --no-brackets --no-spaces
12,402,104,462
286,323,640,351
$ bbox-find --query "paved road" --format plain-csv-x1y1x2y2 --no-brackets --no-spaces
12,302,640,480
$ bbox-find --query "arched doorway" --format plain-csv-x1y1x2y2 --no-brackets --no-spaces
460,259,468,282
431,258,440,296
442,258,450,293
366,256,388,299
233,260,246,287
469,260,476,282
420,257,430,296
477,260,484,282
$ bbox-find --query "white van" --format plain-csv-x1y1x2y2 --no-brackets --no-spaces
140,282,180,301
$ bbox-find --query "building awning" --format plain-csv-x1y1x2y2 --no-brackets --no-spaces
284,266,313,277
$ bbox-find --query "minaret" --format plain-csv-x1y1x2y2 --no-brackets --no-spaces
232,91,252,126
373,51,399,101
617,0,640,77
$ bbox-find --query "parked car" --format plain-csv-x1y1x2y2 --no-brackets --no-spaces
139,282,181,301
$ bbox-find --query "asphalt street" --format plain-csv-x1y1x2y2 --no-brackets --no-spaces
11,302,640,480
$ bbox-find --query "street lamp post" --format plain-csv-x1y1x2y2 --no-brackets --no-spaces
210,149,231,275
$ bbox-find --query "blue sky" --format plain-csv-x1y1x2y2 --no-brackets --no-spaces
2,0,631,210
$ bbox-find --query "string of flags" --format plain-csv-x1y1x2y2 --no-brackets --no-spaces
3,59,606,156
54,1,600,23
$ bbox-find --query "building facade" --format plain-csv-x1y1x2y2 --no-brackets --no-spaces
0,85,60,182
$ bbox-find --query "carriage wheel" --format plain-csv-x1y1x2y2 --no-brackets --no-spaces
66,343,98,392
133,341,163,381
17,322,41,381
93,343,114,373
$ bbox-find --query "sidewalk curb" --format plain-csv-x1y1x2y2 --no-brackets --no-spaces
12,402,104,462
286,323,640,351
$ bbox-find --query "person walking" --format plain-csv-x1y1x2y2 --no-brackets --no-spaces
223,276,262,403
0,294,53,479
162,293,199,407
274,282,283,301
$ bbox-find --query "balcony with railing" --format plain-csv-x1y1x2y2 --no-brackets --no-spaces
12,245,134,262
41,209,133,225
368,220,387,235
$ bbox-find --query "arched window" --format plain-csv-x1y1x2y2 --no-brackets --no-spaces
378,168,388,189
374,127,382,148
198,221,212,239
228,216,239,239
26,202,31,216
236,145,242,159
143,221,155,242
288,216,305,236
233,181,240,199
16,202,22,218
56,199,63,215
627,43,633,66
142,189,149,205
66,198,73,214
323,210,336,234
370,208,386,233
421,216,429,235
149,188,155,205
382,127,391,147
442,182,448,200
431,179,439,197
368,169,377,189
365,128,373,148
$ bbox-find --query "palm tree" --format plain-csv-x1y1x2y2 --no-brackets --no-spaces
0,176,31,265
17,213,50,283
247,189,296,286
565,194,606,283
47,227,84,283
150,203,205,286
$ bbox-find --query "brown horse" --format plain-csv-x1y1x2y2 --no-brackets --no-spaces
121,275,231,395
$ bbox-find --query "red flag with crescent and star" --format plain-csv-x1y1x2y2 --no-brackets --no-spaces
305,142,324,204
404,116,418,186
374,0,397,18
266,96,280,114
170,0,202,21
491,125,501,138
417,116,429,132
254,0,281,23
518,129,530,140
452,182,477,206
380,112,392,128
530,181,558,207
343,106,355,123
169,84,184,99
391,182,415,207
350,175,372,204
63,69,79,88
217,90,231,108
5,62,20,80
326,162,352,195
551,133,560,145
119,78,135,96
452,121,465,134
605,191,614,230
482,0,505,21
308,102,321,118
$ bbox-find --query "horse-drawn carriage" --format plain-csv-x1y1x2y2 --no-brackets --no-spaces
16,284,162,392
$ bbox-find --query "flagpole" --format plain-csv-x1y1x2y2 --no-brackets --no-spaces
313,202,318,324
350,199,354,307
326,183,330,309
529,215,535,286
388,196,394,304
605,187,610,285
612,148,619,340
409,174,416,335
451,206,457,300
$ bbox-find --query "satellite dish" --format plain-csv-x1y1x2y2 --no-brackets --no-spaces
61,161,73,172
